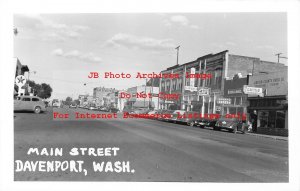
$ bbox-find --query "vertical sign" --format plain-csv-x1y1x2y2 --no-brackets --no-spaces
190,67,195,87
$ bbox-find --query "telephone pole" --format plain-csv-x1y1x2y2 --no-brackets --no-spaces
175,46,180,65
275,53,288,63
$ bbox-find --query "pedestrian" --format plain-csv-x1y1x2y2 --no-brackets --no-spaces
251,110,258,133
247,120,252,132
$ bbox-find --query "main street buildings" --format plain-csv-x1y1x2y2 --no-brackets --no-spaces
158,50,287,135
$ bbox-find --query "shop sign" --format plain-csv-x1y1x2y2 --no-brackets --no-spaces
184,86,197,92
215,106,221,111
243,85,263,95
198,88,210,96
151,93,159,97
228,89,242,94
15,75,26,87
217,98,231,105
165,100,174,104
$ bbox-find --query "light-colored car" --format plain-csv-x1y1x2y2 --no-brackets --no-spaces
14,96,46,114
88,104,97,110
170,110,186,123
52,99,60,107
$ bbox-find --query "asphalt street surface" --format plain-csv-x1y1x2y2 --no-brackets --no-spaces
14,107,288,182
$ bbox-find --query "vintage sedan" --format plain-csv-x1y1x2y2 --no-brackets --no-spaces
193,118,218,128
69,102,77,109
169,110,186,123
214,116,245,133
14,96,46,114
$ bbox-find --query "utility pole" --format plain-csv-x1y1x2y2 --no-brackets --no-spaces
175,46,180,65
275,53,288,63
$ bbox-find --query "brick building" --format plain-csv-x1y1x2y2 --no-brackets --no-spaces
159,50,287,116
223,74,248,115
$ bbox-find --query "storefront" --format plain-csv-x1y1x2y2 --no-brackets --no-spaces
247,69,288,136
223,74,248,116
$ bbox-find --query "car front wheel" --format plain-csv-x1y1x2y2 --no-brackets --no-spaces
188,121,194,127
213,126,220,131
34,106,41,114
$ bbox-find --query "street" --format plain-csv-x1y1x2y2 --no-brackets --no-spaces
14,107,288,182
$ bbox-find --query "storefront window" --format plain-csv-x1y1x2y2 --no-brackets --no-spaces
229,107,236,114
178,79,182,90
235,97,241,105
276,111,286,128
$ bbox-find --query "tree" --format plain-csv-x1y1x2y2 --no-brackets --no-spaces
65,97,73,105
73,99,80,106
26,80,53,99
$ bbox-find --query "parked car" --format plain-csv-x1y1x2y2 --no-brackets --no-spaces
169,110,186,123
193,118,218,128
214,116,245,133
192,114,220,128
69,102,77,109
147,110,158,115
156,109,173,121
52,101,60,108
109,107,119,113
132,108,150,114
14,96,46,114
88,104,97,110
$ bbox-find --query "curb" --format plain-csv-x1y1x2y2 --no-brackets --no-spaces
245,132,288,141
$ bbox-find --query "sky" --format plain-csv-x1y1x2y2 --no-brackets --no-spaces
13,13,287,100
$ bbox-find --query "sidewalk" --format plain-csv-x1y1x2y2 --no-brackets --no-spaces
245,132,288,141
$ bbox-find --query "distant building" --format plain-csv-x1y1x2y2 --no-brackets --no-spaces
125,85,159,110
93,87,116,106
15,57,29,77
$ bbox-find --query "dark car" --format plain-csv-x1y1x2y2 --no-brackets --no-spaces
109,107,119,113
69,102,77,109
193,118,218,128
214,116,246,133
157,109,173,121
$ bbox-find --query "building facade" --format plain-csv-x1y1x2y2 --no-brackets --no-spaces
125,85,159,110
93,87,116,106
247,68,288,136
159,50,287,117
15,57,29,77
223,74,248,115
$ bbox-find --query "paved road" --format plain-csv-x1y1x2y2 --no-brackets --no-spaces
14,107,288,182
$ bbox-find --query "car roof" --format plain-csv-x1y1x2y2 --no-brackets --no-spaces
17,96,41,99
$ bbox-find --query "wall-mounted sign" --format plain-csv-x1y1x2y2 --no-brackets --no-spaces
217,98,231,105
15,75,27,87
215,106,221,111
198,88,210,96
248,70,287,97
228,89,242,94
243,85,263,95
184,86,197,92
189,68,195,87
